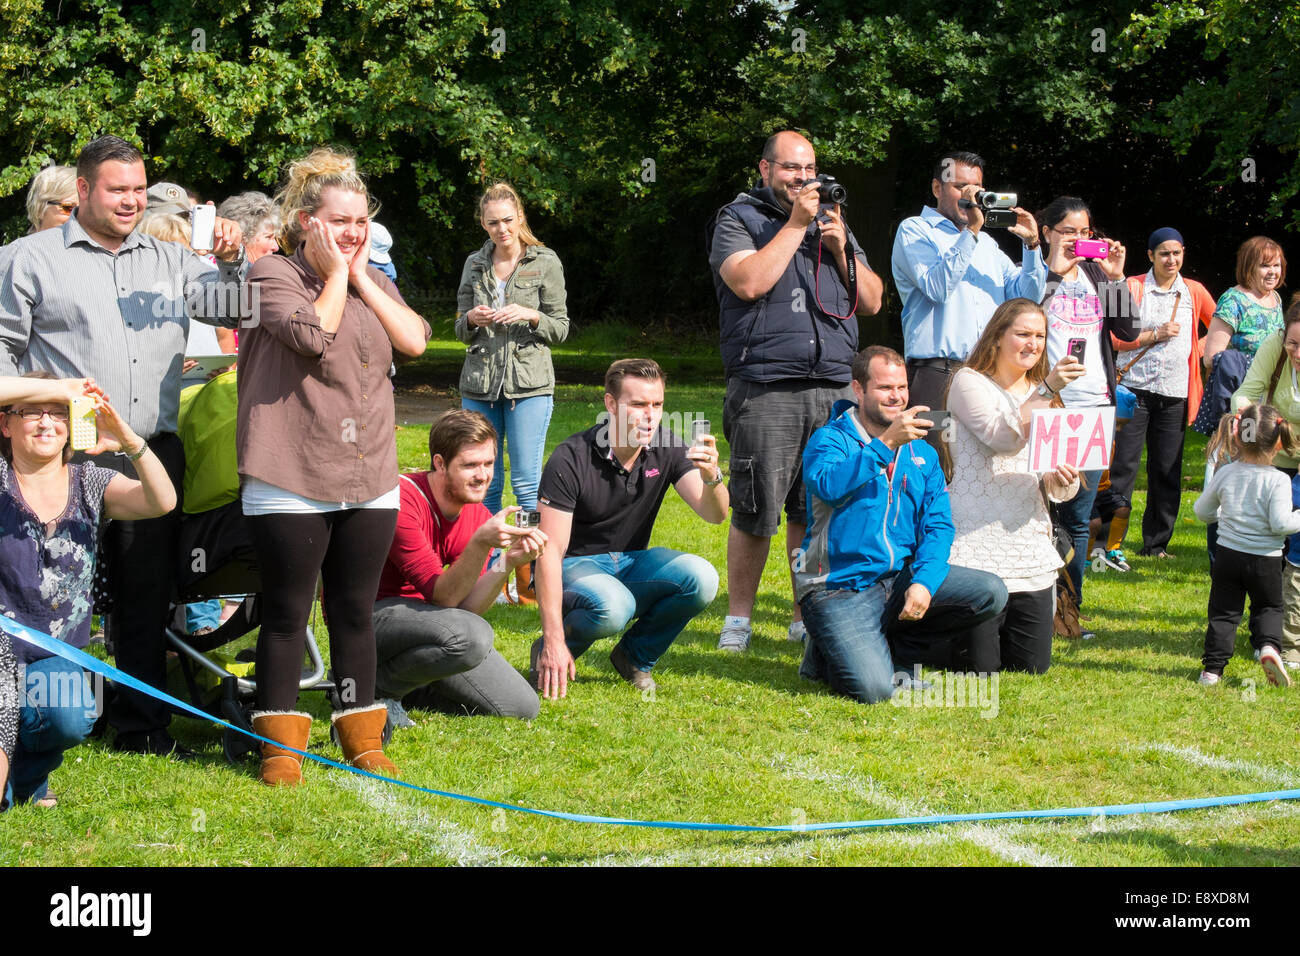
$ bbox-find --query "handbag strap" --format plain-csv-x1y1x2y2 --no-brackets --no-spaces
1117,290,1181,383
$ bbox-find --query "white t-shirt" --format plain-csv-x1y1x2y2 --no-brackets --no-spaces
1045,271,1109,407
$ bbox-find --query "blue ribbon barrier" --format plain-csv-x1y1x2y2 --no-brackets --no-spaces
5,613,1300,833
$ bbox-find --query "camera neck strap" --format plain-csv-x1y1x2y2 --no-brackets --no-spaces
813,226,858,321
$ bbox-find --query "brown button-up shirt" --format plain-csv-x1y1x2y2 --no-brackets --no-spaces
236,248,427,503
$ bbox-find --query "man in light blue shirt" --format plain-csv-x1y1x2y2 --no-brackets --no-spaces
891,150,1046,411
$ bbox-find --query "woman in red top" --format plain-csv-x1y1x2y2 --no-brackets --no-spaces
238,149,428,787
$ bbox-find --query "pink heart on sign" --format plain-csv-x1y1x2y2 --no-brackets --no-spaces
1066,413,1084,431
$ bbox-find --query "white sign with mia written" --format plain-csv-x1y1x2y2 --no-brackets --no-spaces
1028,406,1116,473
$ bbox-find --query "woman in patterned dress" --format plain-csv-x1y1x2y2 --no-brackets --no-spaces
0,373,175,809
944,299,1084,672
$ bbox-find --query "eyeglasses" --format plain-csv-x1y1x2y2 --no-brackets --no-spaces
7,407,70,422
770,162,818,176
46,201,77,213
1050,225,1093,238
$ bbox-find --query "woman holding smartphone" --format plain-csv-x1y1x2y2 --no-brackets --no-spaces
0,373,176,808
238,148,429,787
946,299,1083,672
455,182,569,604
1037,197,1140,635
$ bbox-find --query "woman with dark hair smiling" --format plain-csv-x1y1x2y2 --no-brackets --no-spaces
1037,196,1139,637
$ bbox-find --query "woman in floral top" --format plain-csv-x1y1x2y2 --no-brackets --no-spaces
0,373,176,809
1204,236,1286,368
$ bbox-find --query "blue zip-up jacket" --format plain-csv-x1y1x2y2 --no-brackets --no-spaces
795,399,953,602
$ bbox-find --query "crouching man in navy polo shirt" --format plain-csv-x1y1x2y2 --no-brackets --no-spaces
795,345,1007,703
532,358,728,699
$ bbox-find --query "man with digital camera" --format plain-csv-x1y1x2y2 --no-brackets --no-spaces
706,130,883,654
891,149,1046,412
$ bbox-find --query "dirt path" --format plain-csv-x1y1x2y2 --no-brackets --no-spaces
393,385,458,425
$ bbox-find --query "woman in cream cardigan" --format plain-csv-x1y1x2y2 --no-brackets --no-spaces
944,298,1084,672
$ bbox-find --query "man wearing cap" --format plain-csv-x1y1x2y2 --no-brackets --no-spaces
1102,228,1215,559
0,135,245,758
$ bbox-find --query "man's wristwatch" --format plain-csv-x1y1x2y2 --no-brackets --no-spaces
703,470,724,487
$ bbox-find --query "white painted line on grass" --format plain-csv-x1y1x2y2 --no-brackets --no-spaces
768,753,1070,867
1137,742,1300,789
335,777,525,867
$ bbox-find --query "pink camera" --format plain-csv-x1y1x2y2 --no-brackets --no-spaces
1073,238,1109,259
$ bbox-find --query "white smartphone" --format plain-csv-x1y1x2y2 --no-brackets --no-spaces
190,204,216,251
69,396,97,451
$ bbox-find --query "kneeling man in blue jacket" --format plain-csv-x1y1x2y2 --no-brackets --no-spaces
795,345,1007,703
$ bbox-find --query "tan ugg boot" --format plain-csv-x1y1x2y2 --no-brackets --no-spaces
251,711,312,787
514,562,537,606
331,704,398,776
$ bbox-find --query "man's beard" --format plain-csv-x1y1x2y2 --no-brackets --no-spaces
860,402,901,432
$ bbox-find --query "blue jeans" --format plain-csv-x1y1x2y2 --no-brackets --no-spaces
561,548,719,671
1052,468,1103,604
461,395,554,514
799,565,1008,704
4,657,99,807
185,600,222,632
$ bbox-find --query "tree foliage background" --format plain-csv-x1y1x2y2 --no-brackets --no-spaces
0,0,1295,337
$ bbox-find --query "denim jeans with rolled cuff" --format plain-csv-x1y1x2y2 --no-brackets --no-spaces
561,548,719,672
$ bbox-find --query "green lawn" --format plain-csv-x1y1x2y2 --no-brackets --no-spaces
5,338,1300,867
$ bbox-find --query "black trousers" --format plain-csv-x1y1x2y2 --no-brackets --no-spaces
958,586,1055,674
1107,388,1186,553
99,433,186,735
905,360,959,457
1203,545,1283,674
247,509,397,712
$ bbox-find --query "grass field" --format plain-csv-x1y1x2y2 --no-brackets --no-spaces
4,328,1300,867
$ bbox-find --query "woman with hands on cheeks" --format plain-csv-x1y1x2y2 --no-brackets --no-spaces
237,148,430,787
0,373,176,809
944,300,1083,672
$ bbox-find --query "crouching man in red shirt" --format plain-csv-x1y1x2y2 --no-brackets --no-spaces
373,409,546,719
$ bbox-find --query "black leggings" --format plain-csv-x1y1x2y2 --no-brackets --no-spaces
248,509,398,711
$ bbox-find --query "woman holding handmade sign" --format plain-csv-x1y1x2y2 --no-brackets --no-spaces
945,299,1083,672
1037,197,1140,636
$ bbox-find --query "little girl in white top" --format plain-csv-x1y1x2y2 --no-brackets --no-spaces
1193,402,1300,686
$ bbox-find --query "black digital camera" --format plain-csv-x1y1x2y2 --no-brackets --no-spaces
814,174,847,205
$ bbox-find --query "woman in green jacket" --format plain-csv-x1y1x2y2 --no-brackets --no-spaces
455,182,569,601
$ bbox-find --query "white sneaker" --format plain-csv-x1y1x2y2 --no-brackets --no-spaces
1260,646,1292,687
717,622,751,653
787,621,807,643
1198,671,1221,687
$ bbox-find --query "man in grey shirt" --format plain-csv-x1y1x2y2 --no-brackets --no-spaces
0,135,245,758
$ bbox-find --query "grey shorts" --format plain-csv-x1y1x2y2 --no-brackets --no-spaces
722,378,852,537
